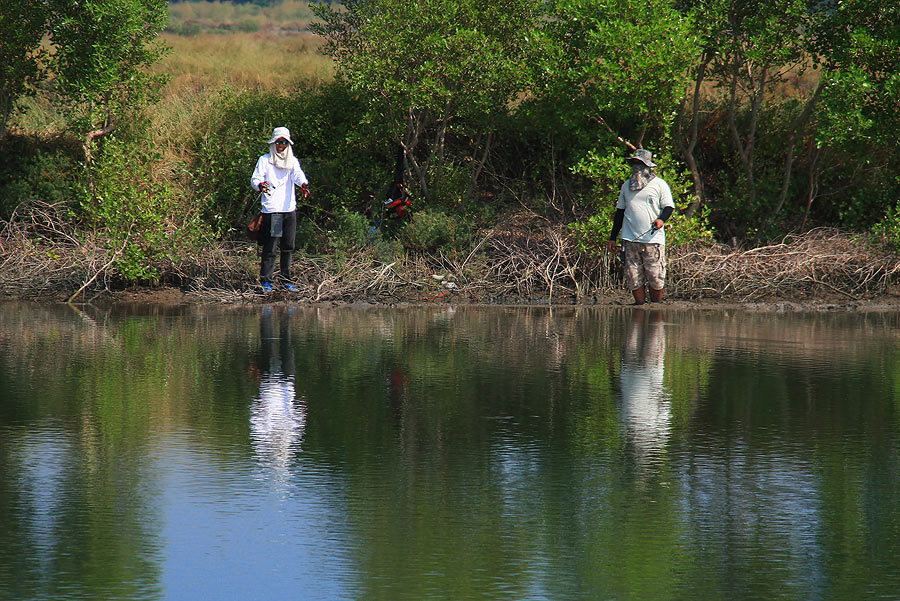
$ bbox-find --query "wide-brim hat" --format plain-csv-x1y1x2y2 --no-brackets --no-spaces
267,127,294,145
626,148,656,168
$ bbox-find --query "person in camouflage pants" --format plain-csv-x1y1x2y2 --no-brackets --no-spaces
606,149,675,305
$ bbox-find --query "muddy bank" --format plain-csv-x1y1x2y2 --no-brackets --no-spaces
89,285,899,313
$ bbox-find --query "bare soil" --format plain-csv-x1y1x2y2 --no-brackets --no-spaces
98,285,900,314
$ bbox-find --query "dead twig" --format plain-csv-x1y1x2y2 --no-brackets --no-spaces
67,222,135,304
3,205,899,304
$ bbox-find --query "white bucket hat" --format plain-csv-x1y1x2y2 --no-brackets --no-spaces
626,148,656,168
267,126,293,145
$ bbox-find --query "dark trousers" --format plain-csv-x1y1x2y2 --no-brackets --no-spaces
259,211,297,284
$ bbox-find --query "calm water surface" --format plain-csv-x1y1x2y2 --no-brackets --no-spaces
1,302,899,601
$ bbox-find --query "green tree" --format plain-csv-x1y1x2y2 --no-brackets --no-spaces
49,0,169,163
675,0,900,234
546,0,698,152
803,0,900,230
541,0,699,234
311,0,546,204
0,0,49,143
674,0,817,220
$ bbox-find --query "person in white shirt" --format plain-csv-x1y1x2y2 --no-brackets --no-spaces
606,149,675,305
250,127,309,293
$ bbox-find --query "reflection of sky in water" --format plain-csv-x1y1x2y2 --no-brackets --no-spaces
491,438,558,601
10,425,70,579
249,375,306,477
154,432,351,601
681,444,825,598
156,306,345,600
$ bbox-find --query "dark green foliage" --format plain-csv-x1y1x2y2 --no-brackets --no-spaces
49,0,169,161
84,135,210,283
0,0,48,142
682,95,900,242
6,0,900,270
872,203,900,254
401,209,473,254
328,208,370,252
0,135,80,220
672,0,900,243
312,0,546,206
192,81,398,237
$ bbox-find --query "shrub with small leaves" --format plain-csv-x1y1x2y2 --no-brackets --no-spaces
400,208,472,254
328,208,370,253
871,202,900,254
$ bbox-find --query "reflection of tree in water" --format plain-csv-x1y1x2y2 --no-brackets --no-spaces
1,428,163,599
619,311,671,469
249,307,306,476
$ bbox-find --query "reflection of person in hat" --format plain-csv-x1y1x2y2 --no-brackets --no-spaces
619,311,670,472
606,149,675,305
250,126,310,293
249,307,306,481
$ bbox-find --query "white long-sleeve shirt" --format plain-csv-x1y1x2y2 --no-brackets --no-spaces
250,154,309,213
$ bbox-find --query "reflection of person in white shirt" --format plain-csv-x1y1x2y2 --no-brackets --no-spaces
619,311,670,467
249,307,305,476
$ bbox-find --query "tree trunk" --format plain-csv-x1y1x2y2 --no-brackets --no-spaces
727,61,769,206
676,54,713,218
403,107,430,203
773,79,825,217
466,130,492,201
799,140,822,231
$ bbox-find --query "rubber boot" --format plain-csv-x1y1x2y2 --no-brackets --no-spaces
632,286,647,305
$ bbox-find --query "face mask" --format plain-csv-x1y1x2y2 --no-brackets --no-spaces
269,142,293,170
629,163,655,191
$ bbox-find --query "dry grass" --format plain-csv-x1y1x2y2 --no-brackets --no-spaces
167,0,317,32
4,201,898,305
10,28,332,141
668,229,900,301
149,31,332,147
156,32,332,92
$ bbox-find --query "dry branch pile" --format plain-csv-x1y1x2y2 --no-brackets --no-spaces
668,229,900,301
0,201,106,299
3,201,899,304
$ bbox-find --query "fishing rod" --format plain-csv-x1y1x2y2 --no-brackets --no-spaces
636,222,660,240
241,190,264,220
242,178,309,216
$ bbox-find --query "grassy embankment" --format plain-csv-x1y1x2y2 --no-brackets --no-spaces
151,32,331,156
13,1,331,139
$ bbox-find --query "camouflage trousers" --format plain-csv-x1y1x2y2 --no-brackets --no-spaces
623,240,666,290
